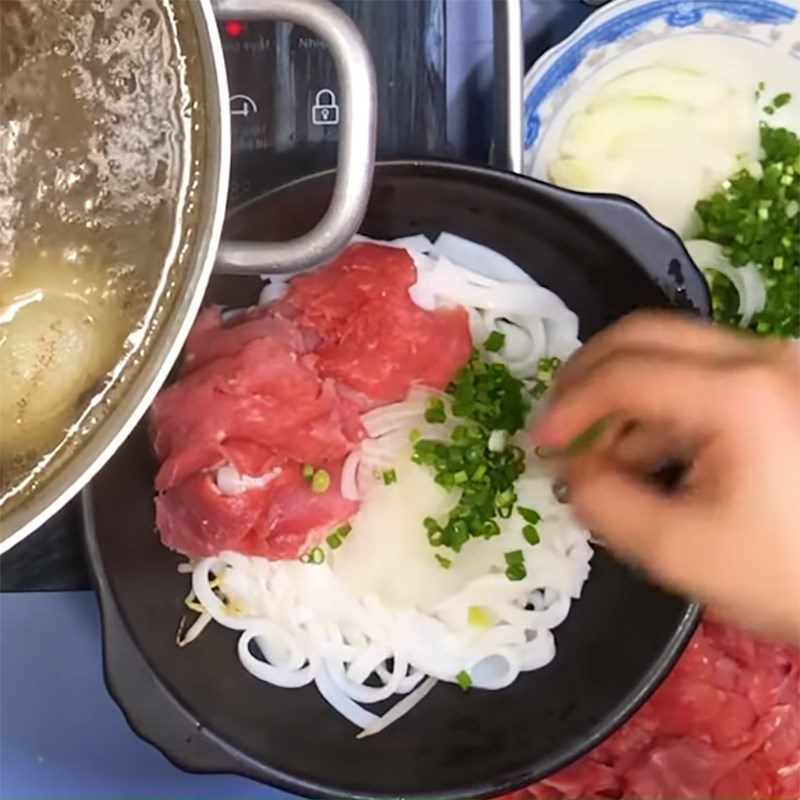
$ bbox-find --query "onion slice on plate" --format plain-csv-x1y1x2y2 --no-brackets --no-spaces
685,239,766,326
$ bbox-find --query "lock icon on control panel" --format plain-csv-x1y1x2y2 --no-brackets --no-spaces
311,89,339,126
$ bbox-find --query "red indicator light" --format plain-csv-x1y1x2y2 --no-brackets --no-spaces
225,20,244,37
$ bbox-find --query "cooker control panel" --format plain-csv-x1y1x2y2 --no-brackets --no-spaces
217,1,448,208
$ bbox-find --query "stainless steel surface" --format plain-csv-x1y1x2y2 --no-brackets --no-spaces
491,0,523,174
0,0,231,554
214,0,377,275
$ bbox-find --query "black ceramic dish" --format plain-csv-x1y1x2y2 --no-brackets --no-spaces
83,161,708,799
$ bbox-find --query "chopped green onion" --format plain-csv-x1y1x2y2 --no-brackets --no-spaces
504,550,524,566
530,380,548,399
382,468,397,485
468,605,492,628
302,464,315,480
484,330,505,352
773,92,792,109
415,351,531,560
505,563,527,582
518,506,541,525
333,523,351,539
308,547,325,564
522,524,540,546
696,121,800,337
424,397,447,424
326,533,342,550
408,427,421,442
455,669,473,691
435,554,452,569
311,469,330,493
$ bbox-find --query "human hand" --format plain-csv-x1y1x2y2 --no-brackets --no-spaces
533,311,800,643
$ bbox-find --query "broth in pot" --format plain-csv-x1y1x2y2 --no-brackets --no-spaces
0,0,203,511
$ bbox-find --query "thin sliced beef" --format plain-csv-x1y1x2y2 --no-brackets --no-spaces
151,335,362,492
502,619,799,800
150,242,472,560
156,461,356,560
283,242,473,404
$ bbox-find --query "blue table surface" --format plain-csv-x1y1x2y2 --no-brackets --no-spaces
0,591,296,799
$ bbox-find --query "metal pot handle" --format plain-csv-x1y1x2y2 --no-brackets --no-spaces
491,0,523,174
213,0,377,275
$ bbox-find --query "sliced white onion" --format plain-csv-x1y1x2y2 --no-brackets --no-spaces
259,279,288,304
685,239,766,326
341,450,361,501
488,430,507,452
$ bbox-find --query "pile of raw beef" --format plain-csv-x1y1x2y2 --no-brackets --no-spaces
506,619,799,798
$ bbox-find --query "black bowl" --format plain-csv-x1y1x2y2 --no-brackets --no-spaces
83,161,707,799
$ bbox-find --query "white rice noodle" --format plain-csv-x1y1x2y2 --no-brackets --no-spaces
432,232,530,282
356,677,438,739
187,490,592,734
399,235,581,375
685,239,766,326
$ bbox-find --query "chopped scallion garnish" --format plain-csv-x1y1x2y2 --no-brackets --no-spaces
311,469,330,493
696,120,799,337
773,91,791,109
415,352,529,557
468,605,491,628
455,669,473,691
522,524,540,546
484,330,505,352
333,523,351,539
382,468,397,485
303,547,325,565
518,506,541,525
302,463,315,480
435,554,452,569
326,533,342,550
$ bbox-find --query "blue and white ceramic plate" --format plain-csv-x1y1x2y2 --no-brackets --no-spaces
523,0,800,179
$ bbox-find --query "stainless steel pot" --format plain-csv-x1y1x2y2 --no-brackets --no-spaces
0,0,376,552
